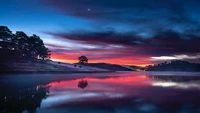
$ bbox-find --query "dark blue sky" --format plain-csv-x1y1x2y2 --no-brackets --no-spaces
1,0,200,65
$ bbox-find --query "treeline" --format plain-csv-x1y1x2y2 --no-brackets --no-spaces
145,60,200,72
0,26,50,62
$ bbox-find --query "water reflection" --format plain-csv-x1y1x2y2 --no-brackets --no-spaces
148,75,200,82
149,75,200,89
40,75,200,113
1,72,200,113
78,79,88,89
0,84,50,113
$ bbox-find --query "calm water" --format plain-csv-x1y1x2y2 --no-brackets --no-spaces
1,72,200,113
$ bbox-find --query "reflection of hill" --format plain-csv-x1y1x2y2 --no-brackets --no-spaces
148,75,200,82
0,84,50,113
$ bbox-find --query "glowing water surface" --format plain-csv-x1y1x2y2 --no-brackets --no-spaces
1,72,200,113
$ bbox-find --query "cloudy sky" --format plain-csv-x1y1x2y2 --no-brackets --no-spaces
1,0,200,66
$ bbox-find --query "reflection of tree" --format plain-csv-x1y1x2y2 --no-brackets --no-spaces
0,85,50,113
78,80,88,89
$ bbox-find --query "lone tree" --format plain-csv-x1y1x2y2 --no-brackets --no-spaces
78,55,88,64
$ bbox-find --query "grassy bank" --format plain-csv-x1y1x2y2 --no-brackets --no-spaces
0,60,113,74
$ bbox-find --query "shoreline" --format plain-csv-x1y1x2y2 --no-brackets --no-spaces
1,70,200,75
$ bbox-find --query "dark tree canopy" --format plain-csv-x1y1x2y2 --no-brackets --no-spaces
78,55,88,64
0,26,50,61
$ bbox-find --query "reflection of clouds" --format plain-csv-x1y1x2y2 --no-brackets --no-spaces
41,76,150,108
48,76,149,92
152,82,177,87
41,92,101,108
41,91,125,108
103,92,124,98
152,81,200,89
40,74,200,111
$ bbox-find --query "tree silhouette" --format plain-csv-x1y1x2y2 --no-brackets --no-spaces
14,31,30,58
29,34,51,59
78,55,88,64
0,26,13,50
78,79,88,89
0,26,50,61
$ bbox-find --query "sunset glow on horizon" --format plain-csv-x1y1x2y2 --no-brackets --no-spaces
51,56,152,66
1,0,200,66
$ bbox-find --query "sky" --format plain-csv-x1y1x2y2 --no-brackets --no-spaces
1,0,200,66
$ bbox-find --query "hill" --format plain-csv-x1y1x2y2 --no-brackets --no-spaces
79,63,134,71
145,60,200,72
0,60,111,74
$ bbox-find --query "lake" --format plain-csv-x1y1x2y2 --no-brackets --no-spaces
1,72,200,113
